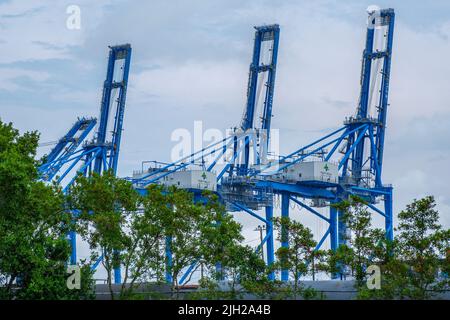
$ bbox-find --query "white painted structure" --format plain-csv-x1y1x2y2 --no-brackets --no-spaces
270,161,339,184
133,169,217,191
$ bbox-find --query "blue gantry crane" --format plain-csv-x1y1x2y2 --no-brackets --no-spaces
246,7,396,280
238,24,280,176
38,117,97,182
130,24,280,284
132,7,396,283
39,44,132,284
39,6,396,285
131,24,280,188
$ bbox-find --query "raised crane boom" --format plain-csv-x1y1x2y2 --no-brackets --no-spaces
351,8,395,186
241,24,280,134
92,44,132,175
37,45,132,284
239,24,280,175
39,44,132,187
38,117,96,181
240,8,396,279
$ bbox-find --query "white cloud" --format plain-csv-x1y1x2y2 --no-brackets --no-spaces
131,61,247,108
0,0,113,63
0,67,50,91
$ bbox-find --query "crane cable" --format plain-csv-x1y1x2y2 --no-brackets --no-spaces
38,140,58,147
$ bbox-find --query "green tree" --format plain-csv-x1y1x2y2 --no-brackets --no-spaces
118,184,168,299
68,170,140,299
191,244,278,300
0,119,94,299
231,245,279,299
356,238,406,300
159,187,204,298
326,244,354,279
160,188,243,299
396,196,449,299
358,196,449,300
273,217,325,299
330,196,385,286
197,191,243,280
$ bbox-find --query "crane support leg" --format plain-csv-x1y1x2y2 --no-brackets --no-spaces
329,204,338,252
69,231,77,265
165,236,173,283
265,205,275,280
114,250,121,284
329,203,340,279
281,193,290,281
384,187,394,241
338,209,348,246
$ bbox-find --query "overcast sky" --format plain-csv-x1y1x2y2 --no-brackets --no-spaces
1,0,450,273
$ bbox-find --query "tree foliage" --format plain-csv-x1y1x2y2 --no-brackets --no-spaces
273,217,326,299
67,170,141,299
160,189,243,298
360,196,450,299
326,195,450,300
329,196,385,285
0,119,94,299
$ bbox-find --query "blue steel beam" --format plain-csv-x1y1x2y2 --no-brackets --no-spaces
257,180,335,199
329,203,338,252
133,131,263,188
347,8,395,186
39,118,97,181
315,227,331,251
352,9,376,182
241,29,262,131
265,206,275,280
368,125,382,187
91,254,104,271
93,44,132,175
179,260,198,285
338,125,368,169
357,12,375,119
116,9,395,284
366,202,388,219
44,118,96,164
110,45,132,174
165,237,173,283
275,126,346,165
375,10,395,179
260,25,280,144
280,193,289,281
383,186,394,241
133,135,233,185
253,124,364,176
62,148,102,193
239,24,280,176
246,10,396,271
57,147,102,185
241,24,280,134
231,202,273,252
288,197,332,251
54,45,133,284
